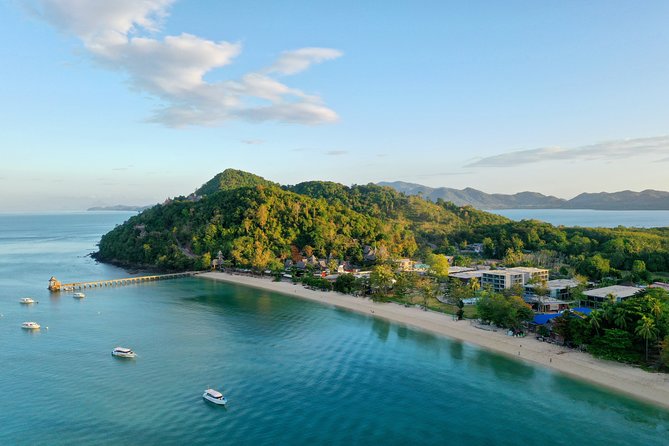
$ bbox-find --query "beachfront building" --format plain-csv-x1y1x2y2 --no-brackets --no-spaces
524,278,580,300
481,270,524,292
450,270,484,286
582,285,641,307
481,267,549,293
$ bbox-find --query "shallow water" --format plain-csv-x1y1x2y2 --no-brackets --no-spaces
1,212,668,445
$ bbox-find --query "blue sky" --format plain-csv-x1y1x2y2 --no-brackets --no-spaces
2,0,669,210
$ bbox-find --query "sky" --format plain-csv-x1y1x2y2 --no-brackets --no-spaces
1,0,669,211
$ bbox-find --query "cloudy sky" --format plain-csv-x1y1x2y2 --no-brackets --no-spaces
2,0,669,210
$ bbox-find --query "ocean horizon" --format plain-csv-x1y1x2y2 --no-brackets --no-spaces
487,208,669,228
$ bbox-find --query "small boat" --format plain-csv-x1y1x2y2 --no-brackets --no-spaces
202,388,227,405
73,292,86,299
111,347,137,358
19,297,35,304
21,321,40,330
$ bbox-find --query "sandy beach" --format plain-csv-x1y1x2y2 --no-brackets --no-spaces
199,271,669,410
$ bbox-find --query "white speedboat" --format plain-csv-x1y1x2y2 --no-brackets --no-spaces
73,292,86,299
202,388,227,405
111,347,137,358
21,321,40,329
19,297,35,304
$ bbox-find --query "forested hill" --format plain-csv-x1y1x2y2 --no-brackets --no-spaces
94,169,507,271
94,169,669,275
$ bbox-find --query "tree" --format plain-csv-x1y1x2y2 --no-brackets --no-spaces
333,273,357,293
631,260,650,283
370,264,395,298
416,276,438,310
660,335,669,370
469,277,480,293
425,253,449,280
482,237,495,257
635,316,658,362
589,310,603,336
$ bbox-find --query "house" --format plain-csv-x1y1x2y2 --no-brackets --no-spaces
649,282,669,292
524,296,571,313
582,285,641,307
396,258,415,272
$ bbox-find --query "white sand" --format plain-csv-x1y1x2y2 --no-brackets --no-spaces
199,271,669,410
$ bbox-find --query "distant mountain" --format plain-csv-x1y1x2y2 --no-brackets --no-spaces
377,181,565,209
88,205,152,212
565,190,669,210
378,181,669,210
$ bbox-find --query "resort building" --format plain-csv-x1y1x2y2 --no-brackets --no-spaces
507,267,549,284
481,270,525,292
582,285,641,307
450,270,484,285
524,278,580,300
481,267,549,293
448,266,476,274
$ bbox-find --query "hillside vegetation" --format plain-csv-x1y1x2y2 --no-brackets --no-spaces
95,169,669,276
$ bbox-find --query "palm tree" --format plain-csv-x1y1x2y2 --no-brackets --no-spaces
589,310,602,336
614,309,628,330
635,316,658,362
650,299,663,319
469,277,480,293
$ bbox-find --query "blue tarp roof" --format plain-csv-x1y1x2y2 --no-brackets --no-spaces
533,307,593,324
533,313,560,325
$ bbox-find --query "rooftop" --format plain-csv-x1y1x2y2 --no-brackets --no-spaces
582,285,641,299
450,271,484,279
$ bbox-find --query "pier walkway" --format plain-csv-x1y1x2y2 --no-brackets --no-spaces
48,272,198,292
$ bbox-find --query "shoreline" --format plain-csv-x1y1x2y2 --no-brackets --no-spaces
198,271,669,411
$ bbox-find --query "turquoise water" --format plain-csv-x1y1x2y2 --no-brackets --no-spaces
1,212,669,445
488,209,669,228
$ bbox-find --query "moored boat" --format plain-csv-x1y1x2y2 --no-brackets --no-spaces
21,321,40,329
202,388,227,405
111,347,137,358
73,292,86,299
19,297,35,304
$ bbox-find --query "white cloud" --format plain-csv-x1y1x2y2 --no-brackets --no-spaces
267,48,343,75
466,135,669,168
26,0,341,127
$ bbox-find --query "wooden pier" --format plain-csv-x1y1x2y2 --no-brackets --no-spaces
48,272,197,292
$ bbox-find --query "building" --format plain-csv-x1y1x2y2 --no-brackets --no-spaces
481,267,549,293
450,270,484,285
481,270,525,292
449,266,476,274
507,267,549,284
582,285,641,307
649,282,669,292
524,278,580,301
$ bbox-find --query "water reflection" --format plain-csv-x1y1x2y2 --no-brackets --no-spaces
449,341,464,361
469,349,536,381
371,318,390,342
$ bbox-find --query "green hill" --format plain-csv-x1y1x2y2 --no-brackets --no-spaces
194,168,279,196
94,170,669,275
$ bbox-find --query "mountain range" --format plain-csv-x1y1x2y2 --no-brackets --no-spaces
377,181,669,210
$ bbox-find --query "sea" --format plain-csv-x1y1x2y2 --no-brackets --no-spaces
1,212,668,445
488,209,669,228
